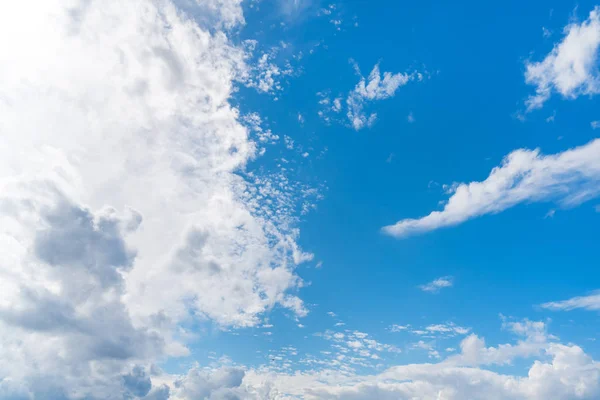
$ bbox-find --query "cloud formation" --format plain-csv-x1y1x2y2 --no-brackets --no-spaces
541,291,600,311
347,63,420,130
0,0,314,397
383,139,600,238
162,321,600,400
318,63,422,130
525,6,600,110
419,277,454,293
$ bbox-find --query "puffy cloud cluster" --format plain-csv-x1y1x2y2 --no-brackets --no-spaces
164,325,600,400
0,0,313,397
171,366,246,400
525,6,600,110
383,139,600,238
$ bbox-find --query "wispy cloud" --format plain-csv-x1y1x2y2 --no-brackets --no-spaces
346,62,419,130
419,276,454,293
541,291,600,311
318,62,423,130
383,139,600,238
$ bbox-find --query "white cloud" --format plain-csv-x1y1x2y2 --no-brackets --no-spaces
525,7,600,110
284,135,296,149
592,120,600,129
407,111,415,123
332,97,343,112
424,323,470,336
419,276,454,293
541,291,600,311
346,63,416,130
155,320,600,400
183,342,600,400
247,52,295,94
448,321,551,367
383,139,600,238
411,340,440,359
0,0,314,397
318,63,422,130
390,324,410,332
171,366,245,400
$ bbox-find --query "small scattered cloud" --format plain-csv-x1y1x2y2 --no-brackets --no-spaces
407,112,415,123
390,324,410,332
319,62,424,130
419,276,454,293
284,135,295,149
541,291,600,311
542,26,552,38
332,97,342,112
423,323,470,336
411,340,440,359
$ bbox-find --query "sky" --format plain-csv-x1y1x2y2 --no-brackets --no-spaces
1,0,600,399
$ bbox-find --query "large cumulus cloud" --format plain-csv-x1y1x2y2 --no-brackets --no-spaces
0,0,311,397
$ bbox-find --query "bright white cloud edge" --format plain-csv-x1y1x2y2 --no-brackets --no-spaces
525,6,600,111
383,139,600,238
162,319,600,400
541,290,600,311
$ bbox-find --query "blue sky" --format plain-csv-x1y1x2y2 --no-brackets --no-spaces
220,0,600,365
176,0,600,387
1,0,600,399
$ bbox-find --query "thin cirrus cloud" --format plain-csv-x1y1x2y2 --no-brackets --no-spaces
419,276,454,293
525,6,600,111
541,291,600,311
383,139,600,238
